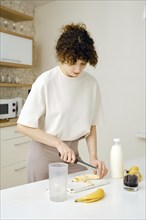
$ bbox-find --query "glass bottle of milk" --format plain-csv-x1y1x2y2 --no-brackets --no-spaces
110,138,124,179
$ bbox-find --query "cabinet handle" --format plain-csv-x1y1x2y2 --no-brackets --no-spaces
15,141,30,147
14,166,26,172
2,58,21,63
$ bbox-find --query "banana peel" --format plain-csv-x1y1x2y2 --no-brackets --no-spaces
75,188,105,203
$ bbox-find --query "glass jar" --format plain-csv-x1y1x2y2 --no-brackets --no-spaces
123,171,138,192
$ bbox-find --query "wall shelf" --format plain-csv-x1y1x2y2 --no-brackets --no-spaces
0,5,33,22
0,62,33,68
0,83,32,88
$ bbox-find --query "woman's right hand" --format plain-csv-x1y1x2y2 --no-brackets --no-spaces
56,141,76,163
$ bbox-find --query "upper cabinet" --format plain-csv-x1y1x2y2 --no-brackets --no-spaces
0,5,33,22
0,30,33,68
0,5,34,68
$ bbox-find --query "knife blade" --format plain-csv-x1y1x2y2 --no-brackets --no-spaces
76,159,97,170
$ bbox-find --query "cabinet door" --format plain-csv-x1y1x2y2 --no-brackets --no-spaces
0,31,33,67
1,126,25,141
1,136,31,167
1,161,27,189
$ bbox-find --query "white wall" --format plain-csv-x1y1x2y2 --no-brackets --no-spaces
35,0,145,167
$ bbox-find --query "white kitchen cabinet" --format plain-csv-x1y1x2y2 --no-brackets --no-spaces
0,30,33,68
0,125,31,189
1,161,27,189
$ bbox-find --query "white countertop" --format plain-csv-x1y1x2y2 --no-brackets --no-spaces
1,156,145,219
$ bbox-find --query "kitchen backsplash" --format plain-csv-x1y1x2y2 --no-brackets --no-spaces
0,0,40,100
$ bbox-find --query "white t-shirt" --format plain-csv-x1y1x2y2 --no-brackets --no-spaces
17,66,103,141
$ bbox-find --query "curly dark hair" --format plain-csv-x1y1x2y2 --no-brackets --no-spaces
55,23,98,66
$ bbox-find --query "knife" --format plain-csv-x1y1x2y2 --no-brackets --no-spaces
76,159,97,170
59,153,97,170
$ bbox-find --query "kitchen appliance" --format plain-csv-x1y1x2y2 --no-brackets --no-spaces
15,97,25,117
0,98,16,119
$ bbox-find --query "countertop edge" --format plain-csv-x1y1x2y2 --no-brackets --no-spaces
0,118,18,128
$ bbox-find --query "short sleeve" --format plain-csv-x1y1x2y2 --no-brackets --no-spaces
17,80,46,128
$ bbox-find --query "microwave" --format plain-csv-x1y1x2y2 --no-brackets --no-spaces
0,99,17,119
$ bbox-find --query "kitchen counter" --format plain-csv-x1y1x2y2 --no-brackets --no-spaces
0,118,18,128
1,156,145,220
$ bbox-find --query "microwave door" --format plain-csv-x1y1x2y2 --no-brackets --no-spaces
0,104,8,118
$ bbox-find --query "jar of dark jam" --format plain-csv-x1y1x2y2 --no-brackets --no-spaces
123,172,138,192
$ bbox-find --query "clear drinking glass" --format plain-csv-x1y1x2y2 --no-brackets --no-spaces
49,162,68,202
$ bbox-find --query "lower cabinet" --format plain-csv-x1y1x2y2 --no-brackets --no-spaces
1,161,27,189
0,126,31,189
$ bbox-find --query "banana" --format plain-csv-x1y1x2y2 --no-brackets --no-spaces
75,188,105,203
138,172,142,182
127,166,142,182
128,166,139,175
73,174,99,182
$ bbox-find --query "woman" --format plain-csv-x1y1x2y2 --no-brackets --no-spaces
17,23,108,182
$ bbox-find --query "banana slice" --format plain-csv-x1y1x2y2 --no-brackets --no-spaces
73,174,99,182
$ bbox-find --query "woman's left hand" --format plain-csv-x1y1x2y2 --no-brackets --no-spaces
90,159,108,179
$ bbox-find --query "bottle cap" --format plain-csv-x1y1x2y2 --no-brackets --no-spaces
113,138,120,143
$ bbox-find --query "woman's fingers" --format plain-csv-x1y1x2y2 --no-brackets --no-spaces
63,151,76,163
98,161,108,178
91,160,108,178
70,152,76,163
58,146,76,163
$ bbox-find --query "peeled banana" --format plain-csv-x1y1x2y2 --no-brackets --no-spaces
73,174,99,182
127,166,142,182
75,188,105,203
